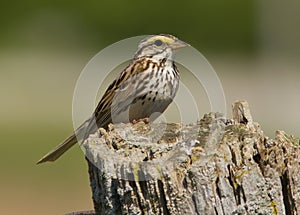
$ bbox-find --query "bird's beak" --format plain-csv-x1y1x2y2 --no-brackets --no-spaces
170,39,190,50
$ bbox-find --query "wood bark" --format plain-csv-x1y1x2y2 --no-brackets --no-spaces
81,101,300,215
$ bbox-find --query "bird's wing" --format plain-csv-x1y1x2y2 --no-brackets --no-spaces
83,58,148,136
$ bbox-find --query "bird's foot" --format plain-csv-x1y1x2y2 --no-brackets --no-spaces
132,117,150,124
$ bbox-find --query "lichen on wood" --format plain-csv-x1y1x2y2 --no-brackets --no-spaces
82,101,300,215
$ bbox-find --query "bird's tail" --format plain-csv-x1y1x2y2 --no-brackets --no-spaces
37,119,90,164
36,132,78,164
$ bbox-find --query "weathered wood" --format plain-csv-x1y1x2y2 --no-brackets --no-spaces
82,100,300,215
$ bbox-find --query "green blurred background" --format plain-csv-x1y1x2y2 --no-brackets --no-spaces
1,1,299,214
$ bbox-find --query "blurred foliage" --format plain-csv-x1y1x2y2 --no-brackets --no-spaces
0,0,256,53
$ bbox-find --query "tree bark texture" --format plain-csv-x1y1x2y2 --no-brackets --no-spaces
83,101,300,215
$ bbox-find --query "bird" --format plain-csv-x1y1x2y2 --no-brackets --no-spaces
37,34,189,164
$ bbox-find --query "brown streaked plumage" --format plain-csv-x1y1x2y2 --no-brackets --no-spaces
37,34,189,164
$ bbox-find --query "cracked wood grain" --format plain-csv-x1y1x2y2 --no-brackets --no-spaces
79,100,300,215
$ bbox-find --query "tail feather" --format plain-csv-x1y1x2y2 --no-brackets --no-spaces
37,118,92,164
37,133,78,164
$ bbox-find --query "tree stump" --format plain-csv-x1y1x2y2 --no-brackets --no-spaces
82,101,300,215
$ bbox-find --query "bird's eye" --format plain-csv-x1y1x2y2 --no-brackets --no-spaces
154,40,163,46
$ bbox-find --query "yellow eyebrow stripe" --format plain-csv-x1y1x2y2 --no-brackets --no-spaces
148,36,175,44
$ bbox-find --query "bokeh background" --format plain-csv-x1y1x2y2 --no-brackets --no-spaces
1,1,299,214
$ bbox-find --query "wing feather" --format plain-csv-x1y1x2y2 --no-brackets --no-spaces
83,58,149,137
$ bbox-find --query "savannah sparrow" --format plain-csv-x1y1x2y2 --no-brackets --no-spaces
37,34,189,164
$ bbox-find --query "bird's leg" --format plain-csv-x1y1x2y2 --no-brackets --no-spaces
132,117,150,124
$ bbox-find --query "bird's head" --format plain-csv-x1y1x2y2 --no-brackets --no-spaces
134,34,189,60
